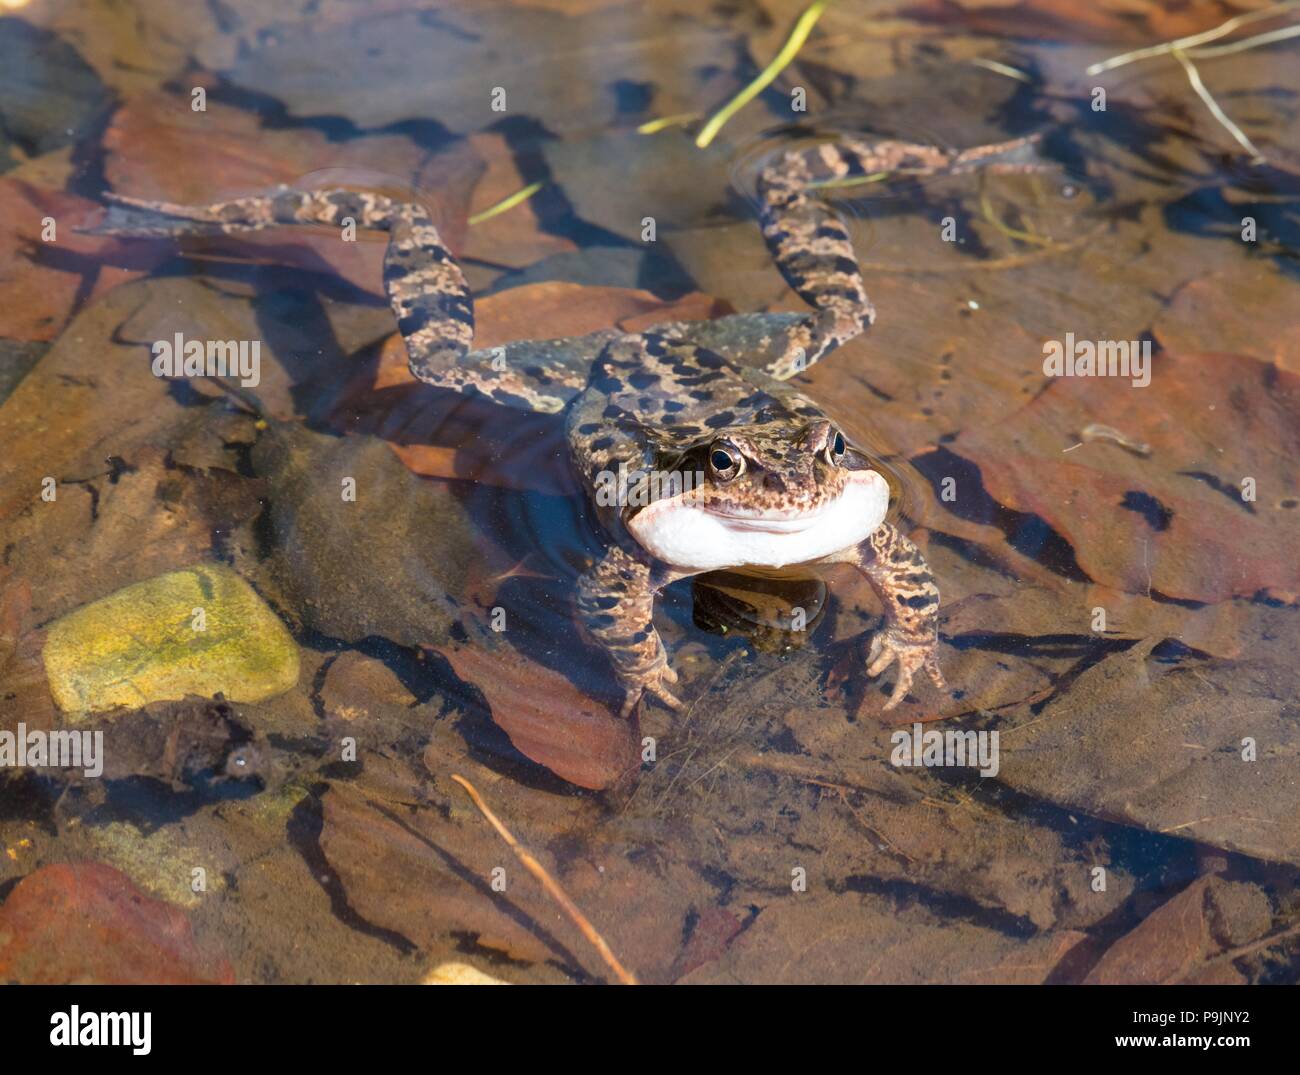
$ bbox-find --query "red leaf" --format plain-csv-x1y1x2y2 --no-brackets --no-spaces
0,862,234,984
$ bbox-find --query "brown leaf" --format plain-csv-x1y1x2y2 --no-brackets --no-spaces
0,281,182,525
220,6,742,138
1155,267,1300,375
928,349,1300,603
1085,876,1229,985
0,178,164,341
3,443,259,625
680,892,1087,984
459,133,576,270
317,754,589,971
671,906,745,981
801,275,1050,459
898,0,1250,44
989,627,1300,866
476,281,732,352
0,862,233,984
440,640,639,791
0,569,56,736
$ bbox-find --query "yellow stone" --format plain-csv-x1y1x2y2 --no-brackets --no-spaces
422,962,508,986
44,564,299,718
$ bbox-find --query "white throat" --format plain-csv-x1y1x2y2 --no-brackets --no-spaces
626,471,889,572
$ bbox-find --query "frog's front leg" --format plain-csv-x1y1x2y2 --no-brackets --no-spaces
826,523,946,711
576,545,687,718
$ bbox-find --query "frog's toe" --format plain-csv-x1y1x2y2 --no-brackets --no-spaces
616,665,681,718
880,661,916,711
647,679,683,711
639,662,682,712
865,633,892,678
865,629,940,710
617,689,644,720
925,652,947,690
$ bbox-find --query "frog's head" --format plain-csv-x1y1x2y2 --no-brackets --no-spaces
626,418,890,571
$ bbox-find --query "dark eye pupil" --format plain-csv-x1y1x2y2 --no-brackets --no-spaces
833,432,845,456
711,449,733,471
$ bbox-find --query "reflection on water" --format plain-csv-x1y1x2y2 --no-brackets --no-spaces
0,0,1297,985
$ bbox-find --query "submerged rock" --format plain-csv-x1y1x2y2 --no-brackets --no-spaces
0,19,109,172
319,650,416,722
251,422,476,651
43,564,299,717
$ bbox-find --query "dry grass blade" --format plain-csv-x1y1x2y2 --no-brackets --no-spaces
1170,47,1266,163
450,773,639,985
1086,0,1300,75
970,57,1033,83
1187,22,1300,58
468,181,544,226
694,0,829,148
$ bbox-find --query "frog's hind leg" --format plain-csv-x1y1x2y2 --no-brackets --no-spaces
755,133,1047,378
95,188,475,382
94,188,610,413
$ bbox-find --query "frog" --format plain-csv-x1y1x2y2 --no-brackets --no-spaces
91,131,1044,717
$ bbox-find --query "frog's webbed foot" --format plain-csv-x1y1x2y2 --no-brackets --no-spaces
617,660,682,720
834,521,948,711
866,625,946,712
576,545,686,718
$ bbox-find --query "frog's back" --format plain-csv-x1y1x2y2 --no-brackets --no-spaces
566,332,831,494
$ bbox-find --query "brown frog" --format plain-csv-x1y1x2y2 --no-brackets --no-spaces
92,132,1045,716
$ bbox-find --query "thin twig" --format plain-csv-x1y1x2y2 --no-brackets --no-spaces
1170,47,1266,163
450,773,639,985
1187,21,1300,58
1086,1,1300,75
695,0,830,148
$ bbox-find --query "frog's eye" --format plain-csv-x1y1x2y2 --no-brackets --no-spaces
709,442,744,481
825,429,847,466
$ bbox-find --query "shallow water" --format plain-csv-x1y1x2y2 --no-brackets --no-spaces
0,0,1297,984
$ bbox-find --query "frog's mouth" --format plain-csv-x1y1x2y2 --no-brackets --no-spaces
627,470,889,572
700,508,838,533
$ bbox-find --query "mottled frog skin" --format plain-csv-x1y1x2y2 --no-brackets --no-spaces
94,133,1043,717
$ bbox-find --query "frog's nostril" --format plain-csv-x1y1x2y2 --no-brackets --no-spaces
763,472,787,493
